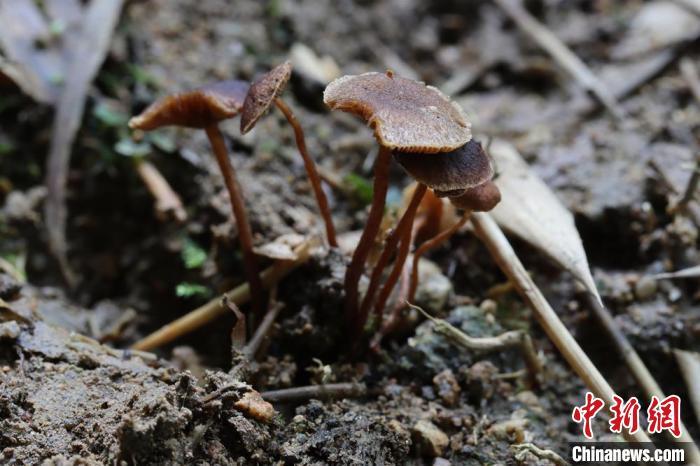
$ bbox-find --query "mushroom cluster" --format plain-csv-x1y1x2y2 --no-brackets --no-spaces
129,65,500,346
130,62,337,318
324,71,500,337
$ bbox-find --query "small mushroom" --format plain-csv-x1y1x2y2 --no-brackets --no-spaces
129,80,264,315
324,71,471,153
324,71,471,335
240,61,337,247
408,174,501,305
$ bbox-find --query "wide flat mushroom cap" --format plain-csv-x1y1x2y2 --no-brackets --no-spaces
449,180,501,212
240,61,293,134
394,140,493,191
129,80,250,131
323,72,471,153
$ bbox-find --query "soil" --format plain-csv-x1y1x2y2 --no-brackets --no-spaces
1,0,700,464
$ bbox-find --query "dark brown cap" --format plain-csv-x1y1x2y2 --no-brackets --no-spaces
394,139,493,192
240,61,293,134
323,71,471,153
129,80,250,130
449,180,501,212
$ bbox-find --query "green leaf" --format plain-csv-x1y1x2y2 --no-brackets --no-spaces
175,282,211,298
94,101,129,127
126,64,159,87
115,138,150,158
344,173,373,205
0,140,15,156
181,238,207,269
147,132,176,153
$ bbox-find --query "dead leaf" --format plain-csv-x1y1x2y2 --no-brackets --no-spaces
674,349,700,422
611,1,700,60
290,43,340,85
488,140,599,300
43,0,124,285
253,233,306,260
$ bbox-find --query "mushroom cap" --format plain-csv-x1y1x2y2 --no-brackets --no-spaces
323,71,471,153
240,61,293,134
129,80,250,130
393,140,493,192
449,180,501,212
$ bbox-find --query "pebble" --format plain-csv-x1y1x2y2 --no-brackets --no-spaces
413,420,449,457
634,276,657,300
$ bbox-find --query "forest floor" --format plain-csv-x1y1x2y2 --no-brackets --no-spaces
1,0,700,464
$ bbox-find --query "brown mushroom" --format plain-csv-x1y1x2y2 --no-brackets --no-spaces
324,71,471,335
129,80,265,316
240,61,337,247
407,179,502,305
393,139,493,193
448,179,501,212
363,140,493,325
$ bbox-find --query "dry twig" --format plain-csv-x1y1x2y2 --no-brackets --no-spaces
492,0,623,120
471,213,652,445
409,303,541,386
134,159,187,223
261,382,366,404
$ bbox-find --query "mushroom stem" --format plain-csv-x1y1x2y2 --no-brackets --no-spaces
371,190,425,327
345,146,392,331
359,183,427,329
274,98,338,247
204,124,265,317
408,210,471,302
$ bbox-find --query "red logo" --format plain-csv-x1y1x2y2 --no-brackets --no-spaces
572,393,682,438
572,392,605,439
647,395,681,438
609,395,640,434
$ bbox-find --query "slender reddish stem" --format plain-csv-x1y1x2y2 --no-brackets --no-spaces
205,124,264,317
358,183,427,328
371,191,425,327
345,147,392,333
408,210,471,303
275,98,338,247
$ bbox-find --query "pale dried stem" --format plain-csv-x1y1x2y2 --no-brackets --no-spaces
134,159,187,222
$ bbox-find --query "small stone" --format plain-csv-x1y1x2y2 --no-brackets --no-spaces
515,390,540,408
0,321,20,340
413,420,449,457
433,457,451,466
634,276,657,300
233,390,276,423
433,369,461,406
